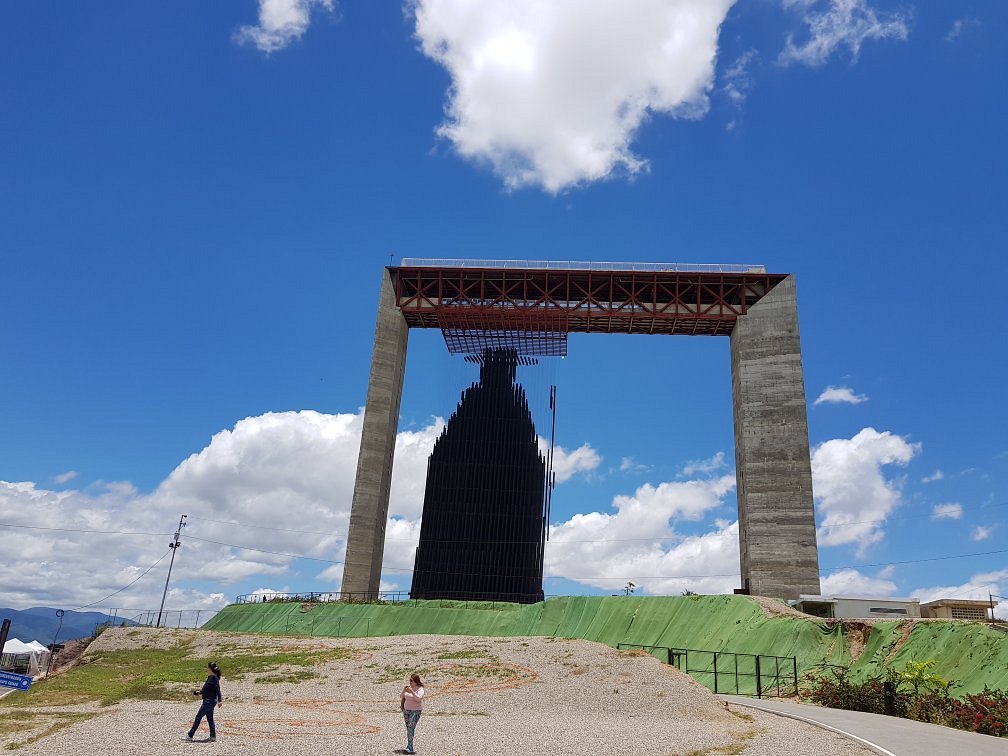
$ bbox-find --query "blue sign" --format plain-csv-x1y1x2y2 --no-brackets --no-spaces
0,671,32,691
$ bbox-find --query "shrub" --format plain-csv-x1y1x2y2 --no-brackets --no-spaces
944,688,1008,738
801,662,1007,738
802,664,907,717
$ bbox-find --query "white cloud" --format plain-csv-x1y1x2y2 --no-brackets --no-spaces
389,418,446,519
819,568,897,597
381,516,424,577
722,49,758,105
946,17,980,42
540,440,602,483
779,0,910,68
548,516,740,597
0,409,611,610
411,0,736,192
0,410,438,610
921,470,944,483
681,451,727,477
53,470,79,484
811,427,919,553
545,475,738,595
814,385,868,405
972,525,992,542
234,0,335,54
930,503,962,520
619,457,650,474
912,569,1008,620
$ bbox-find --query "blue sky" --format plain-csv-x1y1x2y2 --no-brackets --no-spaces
1,1,1006,618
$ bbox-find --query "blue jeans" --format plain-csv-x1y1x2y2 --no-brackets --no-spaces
403,708,421,751
189,699,217,738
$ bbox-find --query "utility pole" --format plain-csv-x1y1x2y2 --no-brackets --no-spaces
156,514,187,628
45,610,64,677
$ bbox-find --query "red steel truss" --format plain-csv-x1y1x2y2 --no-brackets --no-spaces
391,266,787,346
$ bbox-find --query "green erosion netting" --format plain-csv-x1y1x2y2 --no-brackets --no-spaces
849,619,1008,693
204,595,1007,694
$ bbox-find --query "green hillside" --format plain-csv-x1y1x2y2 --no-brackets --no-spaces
205,595,1008,694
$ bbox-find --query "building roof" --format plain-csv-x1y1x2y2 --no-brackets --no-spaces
798,595,921,603
920,598,998,608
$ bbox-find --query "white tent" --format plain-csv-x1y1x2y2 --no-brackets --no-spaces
2,638,50,677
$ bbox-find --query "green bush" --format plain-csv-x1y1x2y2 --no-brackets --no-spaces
802,664,907,716
801,661,1007,738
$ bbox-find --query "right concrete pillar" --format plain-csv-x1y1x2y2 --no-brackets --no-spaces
730,275,821,601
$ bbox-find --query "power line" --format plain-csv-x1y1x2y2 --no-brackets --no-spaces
0,522,172,536
186,535,344,565
184,532,1008,582
823,548,1008,572
70,549,173,611
188,501,1008,546
5,519,1001,586
186,515,342,536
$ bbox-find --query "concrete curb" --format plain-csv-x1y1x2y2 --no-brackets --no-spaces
725,699,897,756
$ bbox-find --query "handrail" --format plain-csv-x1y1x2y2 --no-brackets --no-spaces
234,591,543,606
235,591,406,604
617,643,798,699
398,258,767,274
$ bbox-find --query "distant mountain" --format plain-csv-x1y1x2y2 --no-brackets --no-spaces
0,607,135,644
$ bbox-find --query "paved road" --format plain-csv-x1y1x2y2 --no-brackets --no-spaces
721,695,1006,756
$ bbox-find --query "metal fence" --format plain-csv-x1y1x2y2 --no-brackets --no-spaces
283,615,371,637
94,608,220,632
235,591,538,608
617,643,797,699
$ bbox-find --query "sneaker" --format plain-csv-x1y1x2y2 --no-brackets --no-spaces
183,735,193,742
207,736,216,742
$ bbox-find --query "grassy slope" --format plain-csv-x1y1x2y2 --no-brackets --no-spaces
206,595,1008,694
0,635,351,709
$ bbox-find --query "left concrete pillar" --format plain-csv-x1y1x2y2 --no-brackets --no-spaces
341,269,408,599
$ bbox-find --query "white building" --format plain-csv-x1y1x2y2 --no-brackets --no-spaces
794,595,921,619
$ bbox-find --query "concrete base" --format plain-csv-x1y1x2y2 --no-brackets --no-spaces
340,270,408,599
730,276,821,601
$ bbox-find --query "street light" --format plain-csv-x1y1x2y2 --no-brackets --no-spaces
156,514,187,628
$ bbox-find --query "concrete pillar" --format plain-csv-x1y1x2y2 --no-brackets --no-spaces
341,269,408,599
730,275,820,601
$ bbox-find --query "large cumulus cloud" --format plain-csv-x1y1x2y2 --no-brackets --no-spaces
412,0,736,192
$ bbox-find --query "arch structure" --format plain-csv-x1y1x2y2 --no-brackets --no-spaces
341,260,821,602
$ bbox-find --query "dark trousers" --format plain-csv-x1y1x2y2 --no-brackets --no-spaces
189,698,217,738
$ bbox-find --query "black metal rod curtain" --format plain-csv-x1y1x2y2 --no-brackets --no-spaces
411,348,547,603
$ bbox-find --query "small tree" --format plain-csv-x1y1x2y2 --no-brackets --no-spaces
899,660,947,696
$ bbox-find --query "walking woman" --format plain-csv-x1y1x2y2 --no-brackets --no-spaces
399,673,425,754
185,662,222,742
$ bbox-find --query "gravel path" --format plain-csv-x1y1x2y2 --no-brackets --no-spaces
3,628,872,755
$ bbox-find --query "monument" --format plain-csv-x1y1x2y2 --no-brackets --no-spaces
341,261,821,602
410,348,547,603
